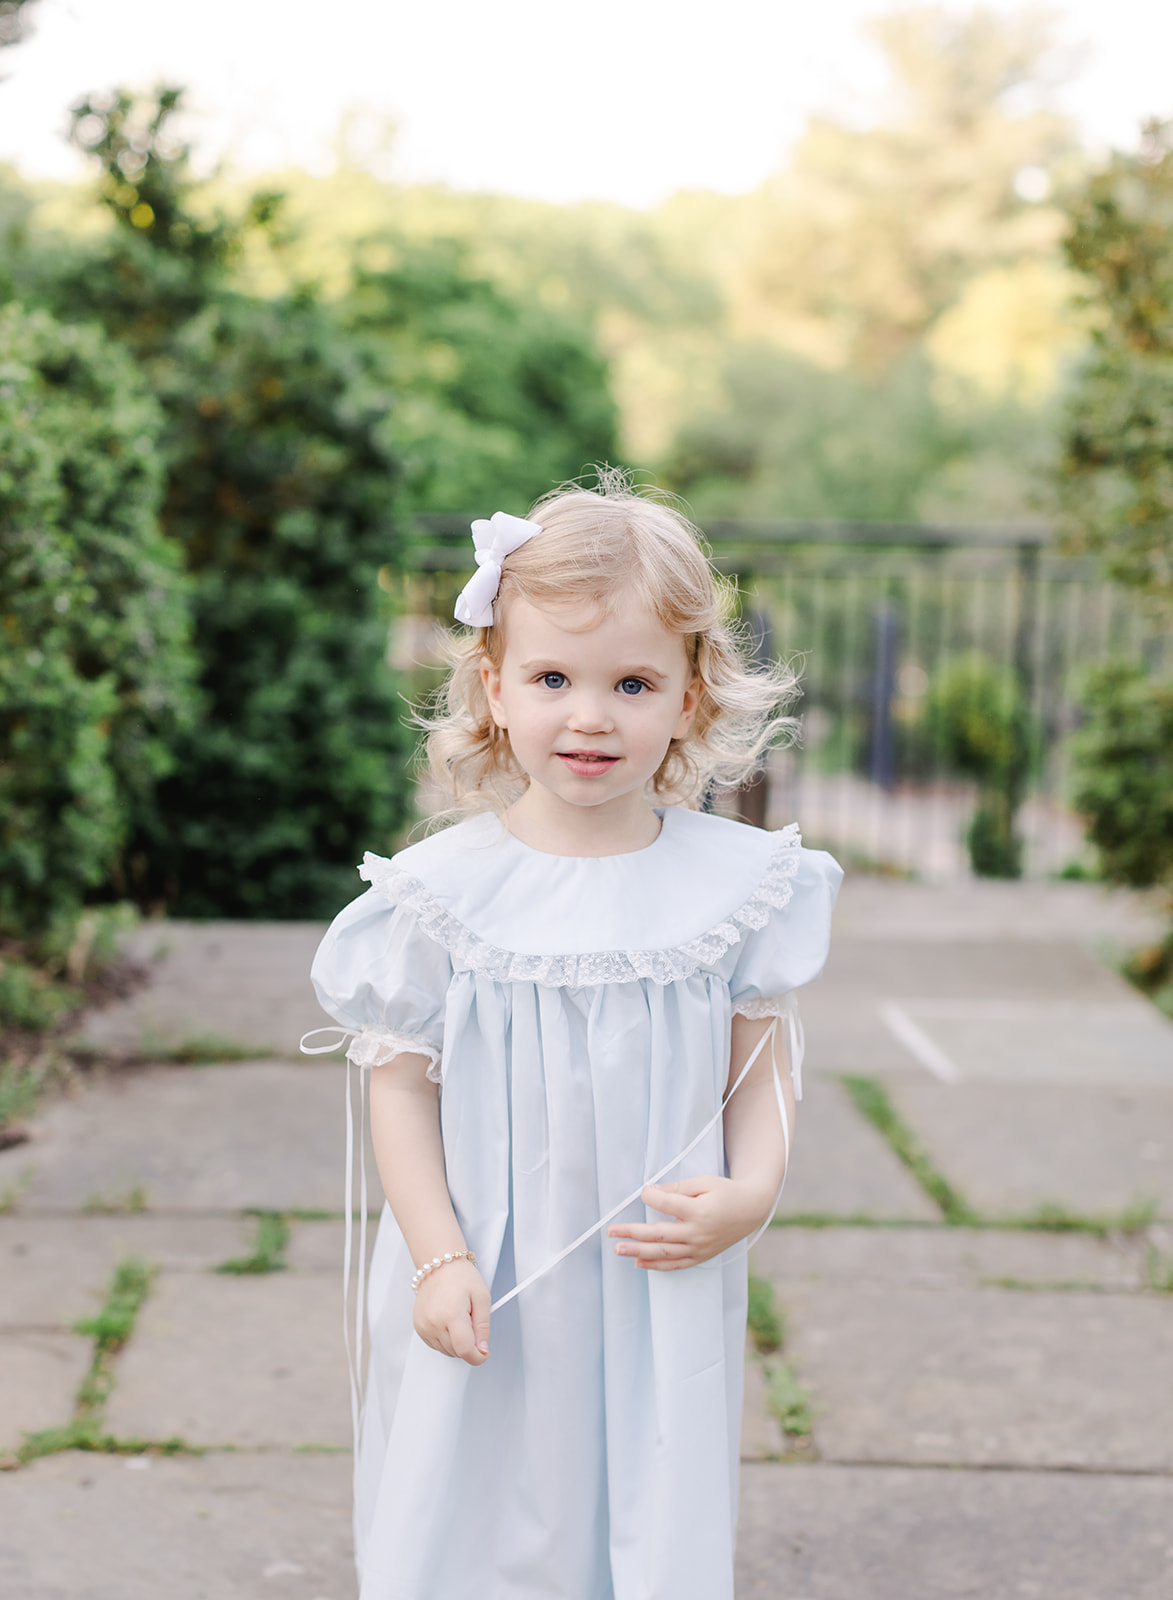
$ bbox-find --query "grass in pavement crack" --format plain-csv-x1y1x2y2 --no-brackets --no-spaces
1000,1196,1157,1238
15,1255,193,1465
747,1273,784,1354
215,1210,289,1275
746,1273,813,1445
840,1074,979,1226
766,1360,813,1439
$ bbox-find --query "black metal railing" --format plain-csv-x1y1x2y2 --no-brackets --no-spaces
400,518,1166,879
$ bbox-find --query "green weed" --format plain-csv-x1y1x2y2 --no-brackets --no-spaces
17,1255,158,1465
765,1361,813,1438
215,1211,289,1275
1146,1246,1173,1293
840,1074,978,1225
81,1184,149,1215
746,1274,784,1354
138,1034,273,1065
1000,1195,1157,1239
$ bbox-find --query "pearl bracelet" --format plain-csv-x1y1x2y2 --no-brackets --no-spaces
411,1249,477,1293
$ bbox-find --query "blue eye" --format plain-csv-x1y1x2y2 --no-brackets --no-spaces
539,672,567,690
618,678,647,696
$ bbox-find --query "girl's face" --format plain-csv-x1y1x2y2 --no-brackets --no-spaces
482,596,699,819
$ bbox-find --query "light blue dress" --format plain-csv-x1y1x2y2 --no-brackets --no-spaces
311,806,841,1600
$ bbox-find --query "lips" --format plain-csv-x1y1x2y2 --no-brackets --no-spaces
556,751,620,776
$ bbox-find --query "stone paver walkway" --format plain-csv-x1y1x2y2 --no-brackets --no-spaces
2,876,1172,1598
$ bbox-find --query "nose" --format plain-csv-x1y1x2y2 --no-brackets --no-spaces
566,688,614,735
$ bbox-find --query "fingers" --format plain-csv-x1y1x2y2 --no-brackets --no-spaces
608,1220,688,1244
471,1281,491,1359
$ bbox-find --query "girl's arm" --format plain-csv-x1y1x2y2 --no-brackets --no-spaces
606,1013,793,1270
368,1052,491,1364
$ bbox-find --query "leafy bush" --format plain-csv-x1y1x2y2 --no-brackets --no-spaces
1069,663,1173,890
349,238,619,514
136,291,413,916
0,302,195,941
921,653,1030,877
1058,120,1173,603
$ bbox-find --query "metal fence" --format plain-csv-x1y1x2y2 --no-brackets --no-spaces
402,517,1169,880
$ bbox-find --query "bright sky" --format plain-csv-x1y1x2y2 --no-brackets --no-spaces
1,0,1171,207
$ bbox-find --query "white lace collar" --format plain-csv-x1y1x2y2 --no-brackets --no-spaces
359,809,802,987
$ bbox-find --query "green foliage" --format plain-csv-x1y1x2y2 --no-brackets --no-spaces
1059,120,1173,600
215,1211,289,1275
28,90,413,916
1068,661,1173,891
765,1360,813,1439
840,1074,978,1224
0,955,79,1031
133,289,413,916
0,302,195,940
349,238,619,513
746,1273,784,1354
74,1255,154,1351
914,652,1031,877
664,350,960,521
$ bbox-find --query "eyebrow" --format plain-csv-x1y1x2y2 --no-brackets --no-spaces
518,661,671,682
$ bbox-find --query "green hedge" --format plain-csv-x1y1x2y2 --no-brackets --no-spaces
0,303,195,942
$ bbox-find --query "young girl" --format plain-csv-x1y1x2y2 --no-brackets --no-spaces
307,479,842,1600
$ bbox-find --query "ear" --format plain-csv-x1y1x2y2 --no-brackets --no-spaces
481,660,508,729
672,675,700,741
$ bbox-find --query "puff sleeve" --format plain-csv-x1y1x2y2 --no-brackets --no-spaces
730,845,842,1011
729,846,842,1097
310,886,453,1082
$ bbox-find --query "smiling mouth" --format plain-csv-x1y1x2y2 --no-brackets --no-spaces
557,751,620,775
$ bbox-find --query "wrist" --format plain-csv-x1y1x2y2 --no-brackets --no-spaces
411,1248,477,1294
729,1172,779,1218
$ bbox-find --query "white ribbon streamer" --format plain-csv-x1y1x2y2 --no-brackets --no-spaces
452,511,543,627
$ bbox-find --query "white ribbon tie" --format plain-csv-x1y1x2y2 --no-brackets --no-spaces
452,510,543,627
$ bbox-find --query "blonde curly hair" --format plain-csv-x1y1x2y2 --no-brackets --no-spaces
421,474,797,815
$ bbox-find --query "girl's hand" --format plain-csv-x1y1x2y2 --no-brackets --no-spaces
607,1175,774,1270
412,1259,491,1364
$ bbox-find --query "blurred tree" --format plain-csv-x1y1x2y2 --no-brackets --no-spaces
347,237,618,513
0,303,194,943
664,348,959,520
1059,123,1173,1004
40,88,411,917
1058,118,1173,599
923,653,1030,877
737,4,1076,373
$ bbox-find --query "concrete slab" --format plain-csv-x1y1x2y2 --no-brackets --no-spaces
737,1461,1173,1600
0,1217,251,1328
285,1218,377,1275
0,1331,90,1452
0,1450,354,1600
0,1063,381,1215
72,920,333,1058
740,1349,783,1462
800,937,1143,1078
891,1080,1173,1219
777,1079,939,1221
888,997,1173,1085
106,1273,349,1449
753,1224,1146,1291
830,875,1167,948
779,1281,1173,1470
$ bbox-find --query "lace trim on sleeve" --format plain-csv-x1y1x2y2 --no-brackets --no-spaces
732,996,790,1020
359,823,802,988
345,1025,443,1084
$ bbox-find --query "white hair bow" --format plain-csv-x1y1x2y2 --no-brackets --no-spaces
452,511,543,627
